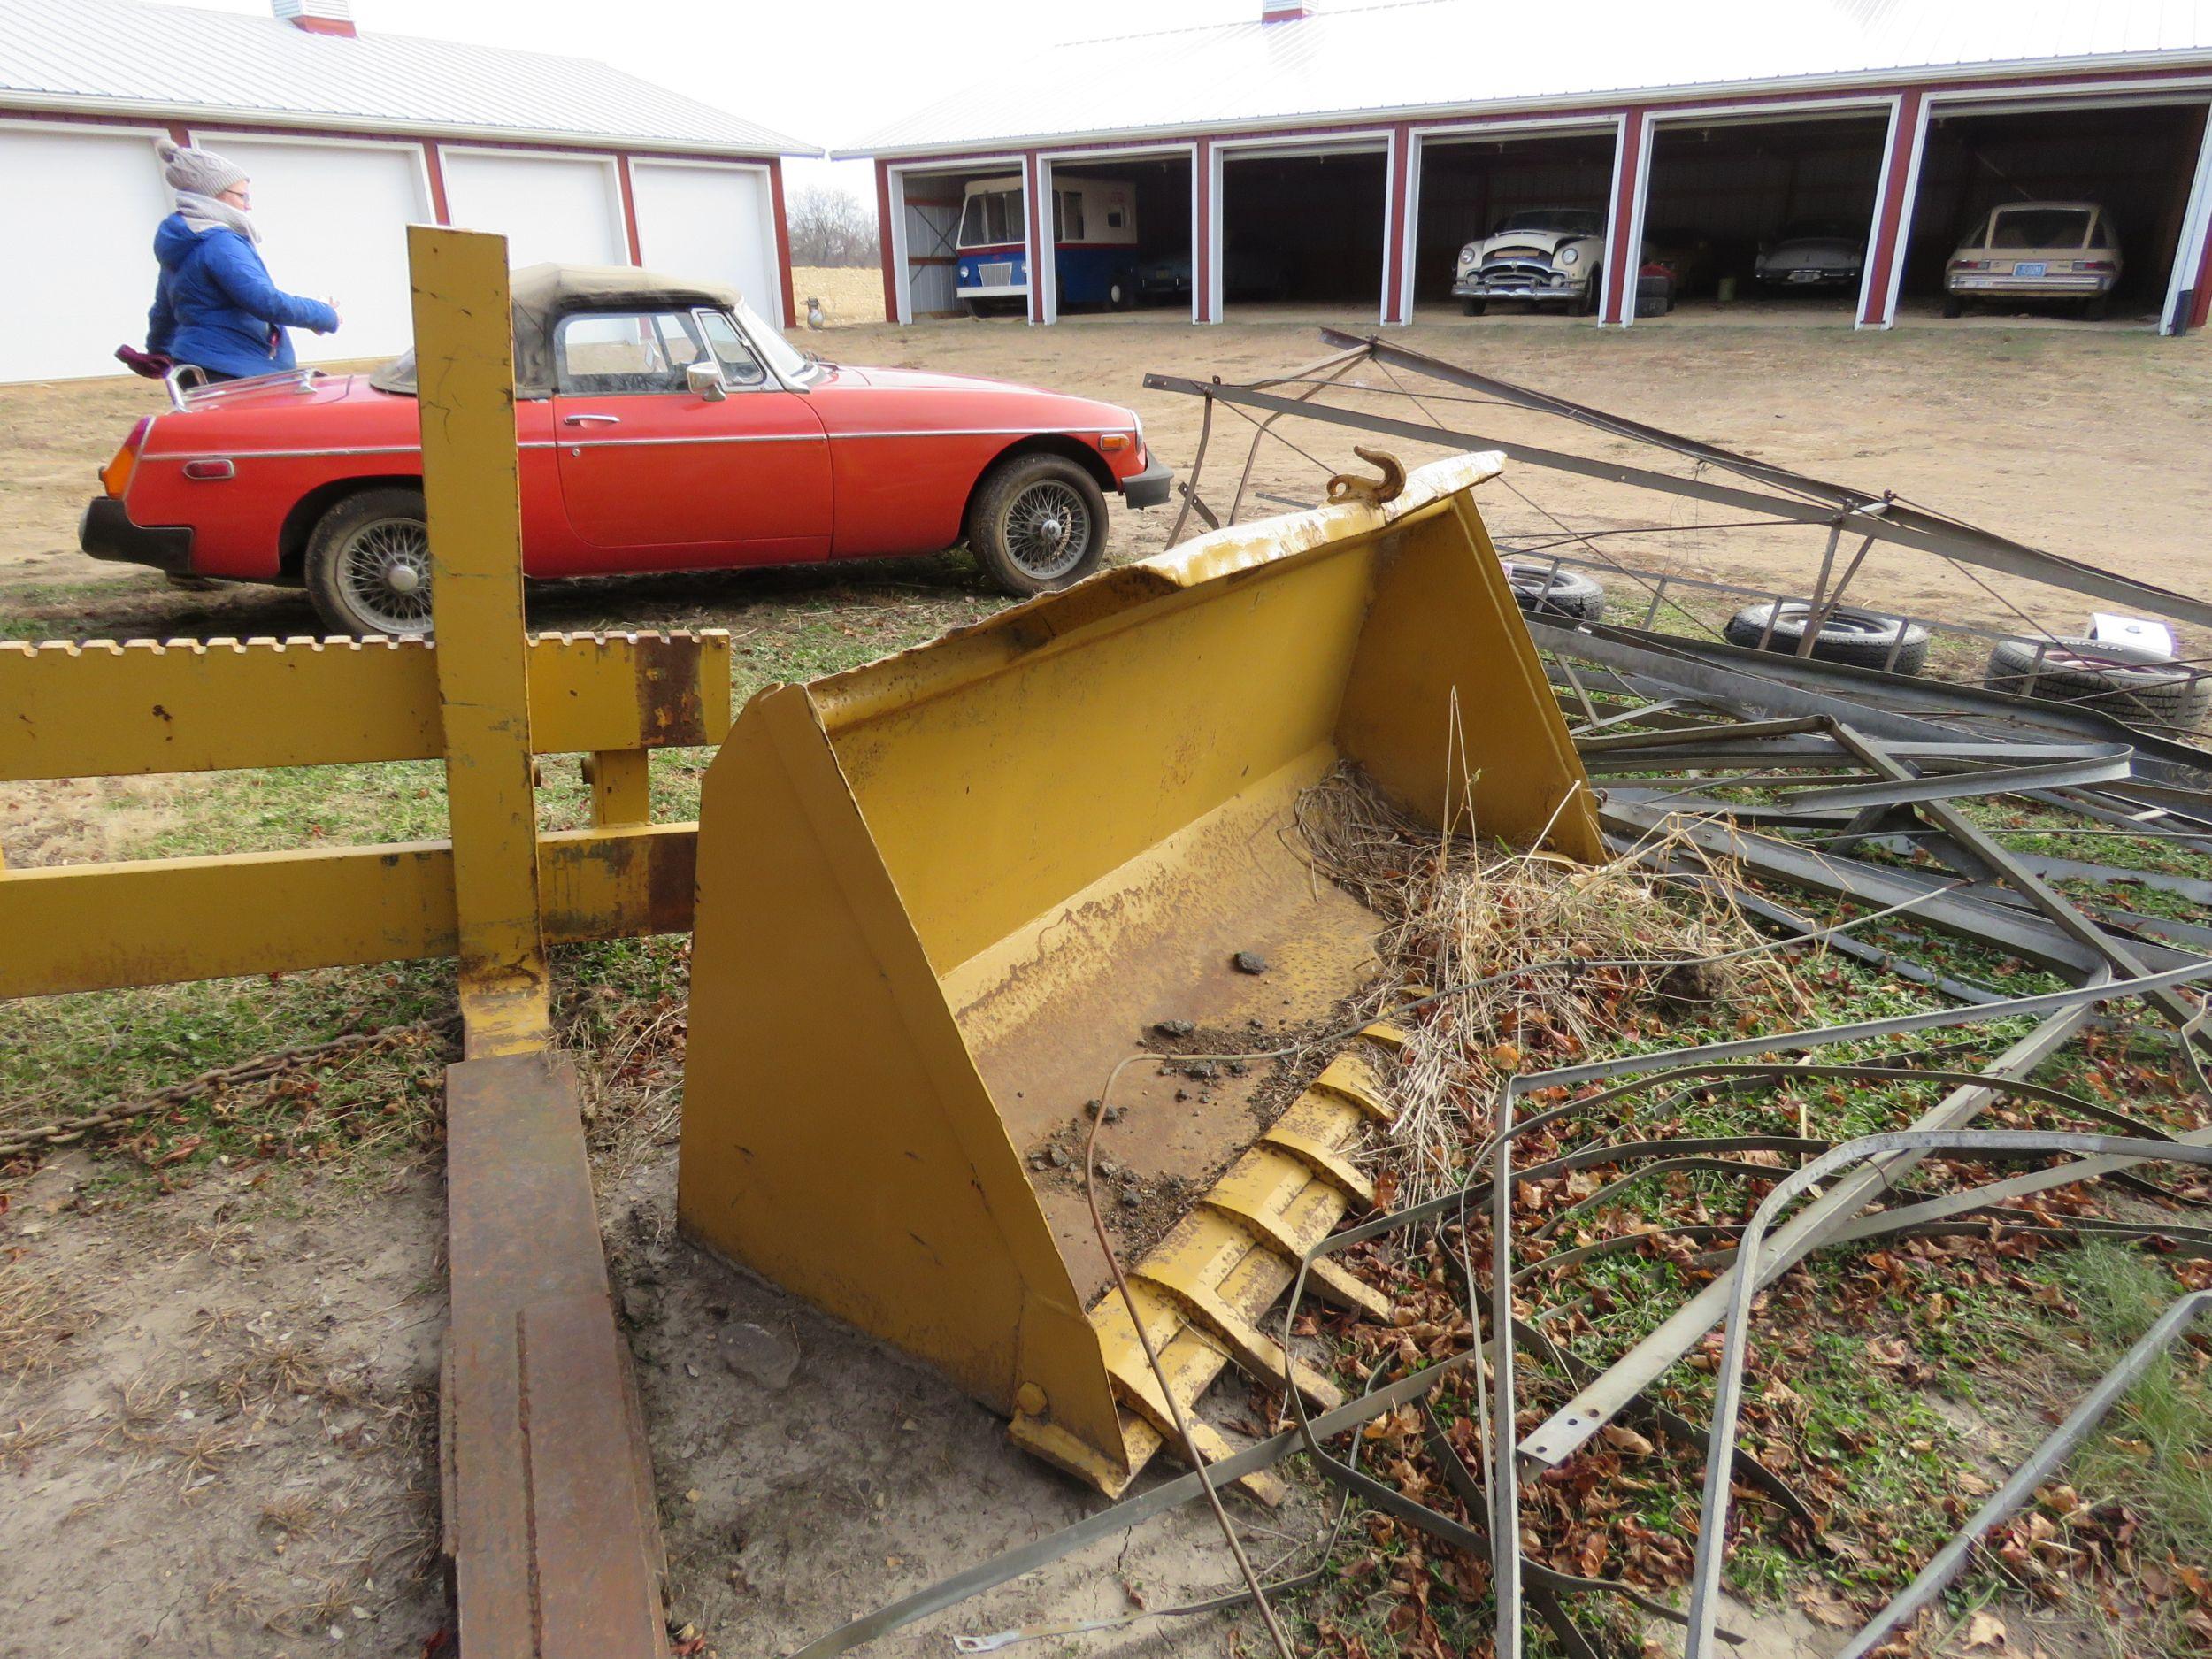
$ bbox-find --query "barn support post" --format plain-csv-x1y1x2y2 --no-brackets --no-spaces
1024,150,1047,325
612,154,645,267
1196,137,1221,324
1600,107,1652,326
875,158,902,326
767,157,796,329
2162,100,2212,334
1035,154,1060,325
1857,88,1931,329
420,138,452,225
1382,123,1416,325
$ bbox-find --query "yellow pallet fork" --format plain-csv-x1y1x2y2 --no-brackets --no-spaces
678,453,1600,1495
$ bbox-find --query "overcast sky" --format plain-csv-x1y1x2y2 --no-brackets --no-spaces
162,0,1271,200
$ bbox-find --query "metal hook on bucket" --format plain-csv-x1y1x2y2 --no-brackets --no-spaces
1325,447,1407,508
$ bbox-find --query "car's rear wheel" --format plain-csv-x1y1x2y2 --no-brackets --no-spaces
305,486,435,638
965,454,1109,596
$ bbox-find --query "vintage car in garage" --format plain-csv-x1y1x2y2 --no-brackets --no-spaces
1451,207,1607,314
1754,220,1867,292
1943,201,2122,318
82,264,1171,636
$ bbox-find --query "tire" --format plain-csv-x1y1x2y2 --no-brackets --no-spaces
2081,293,2110,322
964,454,1110,597
1985,636,2211,730
1109,274,1135,312
304,485,434,638
1500,559,1606,624
1576,280,1601,318
1940,296,1964,319
1461,297,1486,317
1724,602,1931,675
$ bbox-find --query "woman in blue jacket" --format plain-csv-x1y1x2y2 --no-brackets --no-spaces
146,140,340,381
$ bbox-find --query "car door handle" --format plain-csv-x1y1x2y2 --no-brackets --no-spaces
562,413,621,426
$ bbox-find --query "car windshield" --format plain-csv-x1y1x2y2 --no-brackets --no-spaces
734,300,815,384
1987,206,2093,249
1494,209,1601,236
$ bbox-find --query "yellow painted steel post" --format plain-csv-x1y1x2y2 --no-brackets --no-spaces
586,749,652,826
408,226,549,1057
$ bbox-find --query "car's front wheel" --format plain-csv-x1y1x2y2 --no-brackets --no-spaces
304,486,435,638
965,454,1109,597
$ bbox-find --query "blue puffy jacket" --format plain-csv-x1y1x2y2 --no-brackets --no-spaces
147,214,339,380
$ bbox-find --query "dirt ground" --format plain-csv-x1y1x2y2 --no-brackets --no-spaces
4,307,2206,657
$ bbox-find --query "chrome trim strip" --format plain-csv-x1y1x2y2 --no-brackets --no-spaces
557,433,828,448
142,426,1137,462
143,443,422,461
826,426,1134,440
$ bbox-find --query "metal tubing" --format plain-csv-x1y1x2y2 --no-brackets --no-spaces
1839,1288,2212,1659
1684,1133,2212,1658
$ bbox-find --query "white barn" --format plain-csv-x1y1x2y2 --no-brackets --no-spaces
0,0,817,381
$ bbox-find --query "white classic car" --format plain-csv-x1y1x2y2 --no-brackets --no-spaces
1754,221,1866,293
1452,207,1605,314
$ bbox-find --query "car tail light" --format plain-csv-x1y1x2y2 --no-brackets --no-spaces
1950,258,1991,272
99,418,150,498
2079,259,2117,272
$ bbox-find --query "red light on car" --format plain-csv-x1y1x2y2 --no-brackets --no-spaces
1949,259,1991,272
99,417,150,498
2078,260,2116,272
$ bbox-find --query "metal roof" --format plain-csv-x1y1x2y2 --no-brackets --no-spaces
1,0,819,156
841,0,2212,158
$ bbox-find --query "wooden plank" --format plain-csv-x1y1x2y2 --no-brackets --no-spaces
445,1052,666,1658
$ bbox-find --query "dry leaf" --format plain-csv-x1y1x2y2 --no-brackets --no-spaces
1963,1609,2007,1648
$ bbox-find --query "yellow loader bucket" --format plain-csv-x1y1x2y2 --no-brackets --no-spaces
676,452,1600,1494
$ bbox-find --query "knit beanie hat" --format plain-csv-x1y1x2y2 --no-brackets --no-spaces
156,139,248,197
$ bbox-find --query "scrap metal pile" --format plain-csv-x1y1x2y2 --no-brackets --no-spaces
786,342,2212,1657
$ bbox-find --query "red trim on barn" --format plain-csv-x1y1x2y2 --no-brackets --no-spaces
1383,121,1412,324
1858,88,1927,327
768,156,795,329
420,137,451,224
614,153,645,265
1601,108,1648,326
2191,205,2212,329
875,158,900,324
288,15,357,35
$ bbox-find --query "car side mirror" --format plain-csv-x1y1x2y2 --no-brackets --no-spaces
687,361,727,403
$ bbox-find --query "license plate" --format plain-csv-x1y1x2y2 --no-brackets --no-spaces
2013,262,2047,278
1787,271,1821,283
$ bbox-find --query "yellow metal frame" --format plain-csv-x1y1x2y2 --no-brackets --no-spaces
678,450,1599,1493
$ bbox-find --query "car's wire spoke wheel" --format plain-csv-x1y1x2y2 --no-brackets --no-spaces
1001,480,1092,580
337,517,434,634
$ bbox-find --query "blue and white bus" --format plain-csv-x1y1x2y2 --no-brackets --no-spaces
955,174,1141,313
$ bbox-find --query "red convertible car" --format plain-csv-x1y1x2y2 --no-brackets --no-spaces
83,264,1171,636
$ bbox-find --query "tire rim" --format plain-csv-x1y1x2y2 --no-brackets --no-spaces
1003,480,1092,580
337,516,434,634
2037,649,2180,684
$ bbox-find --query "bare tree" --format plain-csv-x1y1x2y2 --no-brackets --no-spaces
787,186,881,267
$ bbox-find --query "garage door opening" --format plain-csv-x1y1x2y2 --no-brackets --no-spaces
1412,129,1616,319
1904,100,2211,325
1041,156,1191,319
1640,112,1890,316
896,165,1029,319
1220,148,1386,316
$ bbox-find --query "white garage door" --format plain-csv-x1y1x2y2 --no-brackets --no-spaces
630,161,781,320
198,134,427,365
0,124,171,381
442,150,626,269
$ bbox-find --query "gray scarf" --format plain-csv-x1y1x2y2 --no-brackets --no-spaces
174,190,260,245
